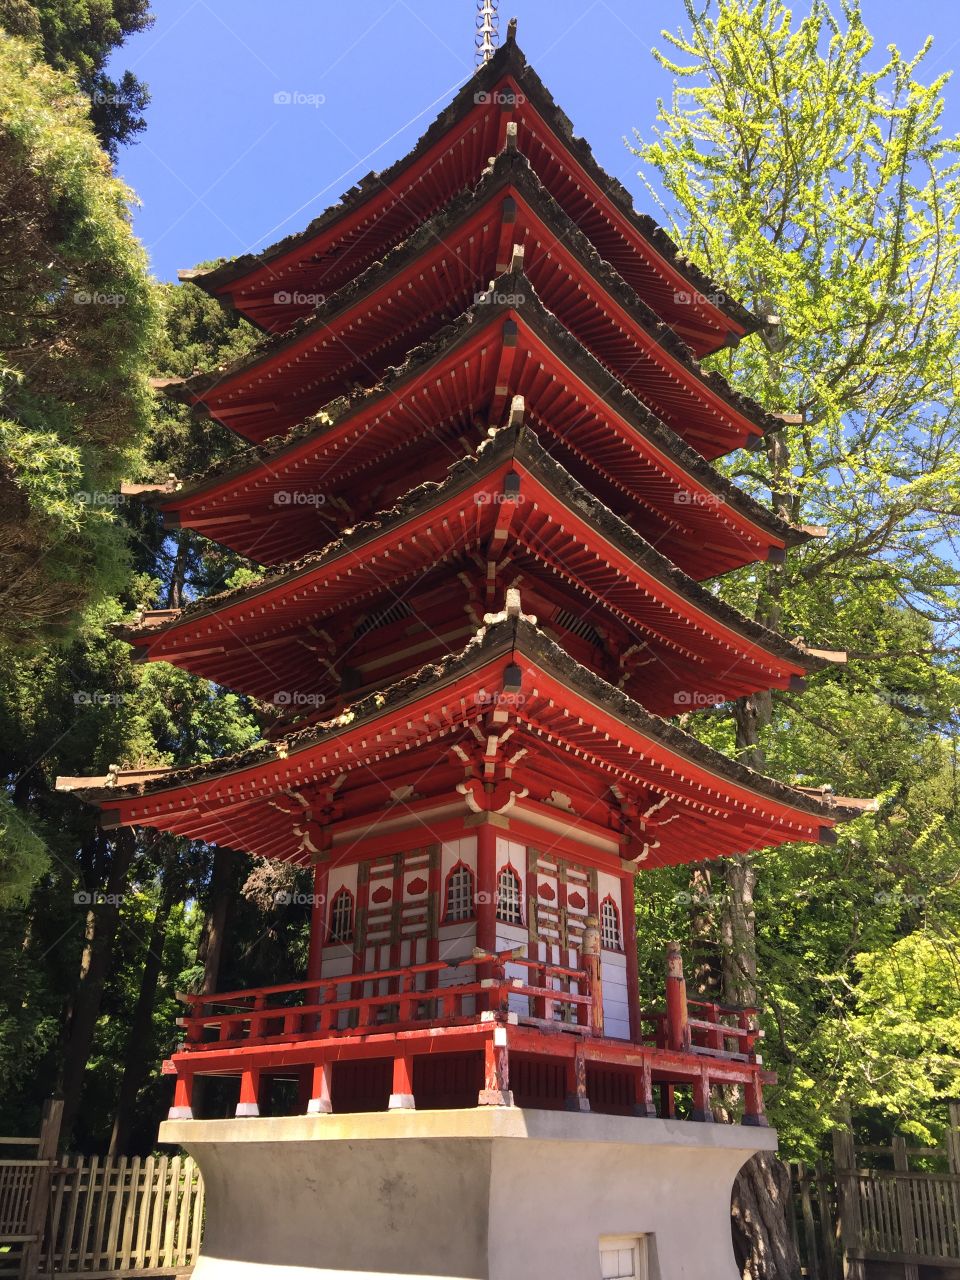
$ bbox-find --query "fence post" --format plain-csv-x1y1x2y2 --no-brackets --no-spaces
833,1129,865,1280
796,1160,822,1280
20,1096,63,1280
891,1135,920,1280
947,1101,960,1175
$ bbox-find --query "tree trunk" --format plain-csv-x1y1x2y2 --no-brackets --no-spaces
190,845,236,1118
108,863,176,1155
732,1151,800,1280
166,530,191,610
723,677,801,1277
59,826,136,1146
197,844,234,995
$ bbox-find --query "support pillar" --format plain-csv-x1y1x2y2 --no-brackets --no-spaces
620,867,641,1043
665,940,690,1052
580,916,604,1036
476,820,497,955
478,1027,513,1106
742,1069,769,1127
306,859,329,983
564,1043,590,1112
307,1060,333,1115
168,1071,194,1121
388,1054,416,1110
236,1067,261,1118
692,1067,714,1123
633,1058,657,1118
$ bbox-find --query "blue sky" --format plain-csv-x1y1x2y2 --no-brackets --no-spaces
108,0,960,283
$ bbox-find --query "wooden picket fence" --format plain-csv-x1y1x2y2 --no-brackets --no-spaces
0,1100,202,1279
790,1114,960,1279
42,1153,203,1277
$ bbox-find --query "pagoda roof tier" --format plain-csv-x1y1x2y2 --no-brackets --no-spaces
166,152,783,457
140,285,809,579
118,421,841,718
185,35,757,356
56,614,872,868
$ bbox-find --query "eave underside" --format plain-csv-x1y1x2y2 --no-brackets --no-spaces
148,300,798,577
120,424,826,716
58,620,867,868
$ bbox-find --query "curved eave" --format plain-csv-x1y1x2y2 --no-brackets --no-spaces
186,37,757,353
144,291,801,576
118,421,840,710
56,619,872,868
165,173,778,455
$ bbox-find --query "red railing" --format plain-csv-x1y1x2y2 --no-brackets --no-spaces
176,951,593,1051
164,942,770,1125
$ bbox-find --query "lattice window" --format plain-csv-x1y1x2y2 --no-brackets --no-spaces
600,897,622,951
496,865,523,925
445,863,475,922
329,888,354,944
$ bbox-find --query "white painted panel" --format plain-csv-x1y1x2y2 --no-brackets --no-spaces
438,920,476,963
602,953,630,1040
319,947,353,979
495,837,526,874
495,921,528,1015
327,863,358,900
441,835,476,880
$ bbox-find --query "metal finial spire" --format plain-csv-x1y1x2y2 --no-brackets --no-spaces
475,0,499,66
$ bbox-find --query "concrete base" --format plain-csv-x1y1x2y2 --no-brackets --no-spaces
160,1108,777,1280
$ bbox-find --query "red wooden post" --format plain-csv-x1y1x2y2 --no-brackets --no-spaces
564,1043,590,1112
620,868,641,1043
702,1002,724,1053
307,1060,334,1115
478,1027,513,1106
738,1008,760,1058
184,996,204,1046
389,1053,416,1110
236,1066,261,1117
665,941,690,1053
306,858,329,982
692,1066,714,1123
743,1068,769,1127
168,1070,194,1120
633,1058,657,1118
476,821,497,953
580,915,604,1036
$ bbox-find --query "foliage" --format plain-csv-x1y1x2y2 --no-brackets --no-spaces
630,0,960,1155
0,0,153,154
0,32,157,649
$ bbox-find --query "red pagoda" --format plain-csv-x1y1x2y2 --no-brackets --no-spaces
60,20,872,1280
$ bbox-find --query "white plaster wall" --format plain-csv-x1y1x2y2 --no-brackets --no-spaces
166,1109,777,1280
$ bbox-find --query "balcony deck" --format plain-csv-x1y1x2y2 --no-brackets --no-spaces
164,948,771,1126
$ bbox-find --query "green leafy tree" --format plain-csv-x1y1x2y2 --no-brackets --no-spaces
0,32,157,654
630,1,960,1273
0,0,153,155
